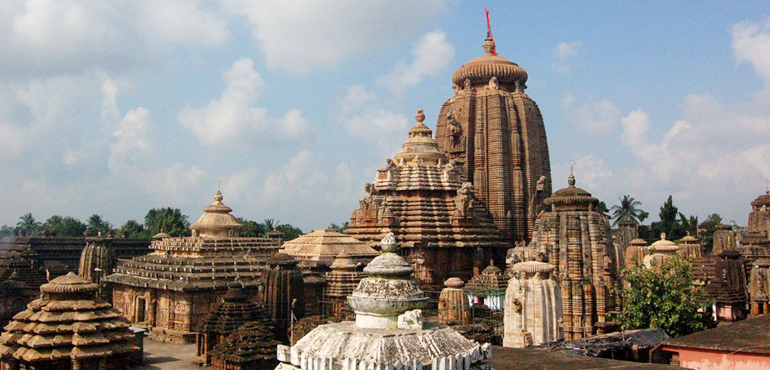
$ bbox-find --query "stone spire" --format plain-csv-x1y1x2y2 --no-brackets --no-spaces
438,277,470,325
436,33,551,245
347,233,428,329
504,261,563,347
78,235,117,301
263,253,304,342
190,190,245,238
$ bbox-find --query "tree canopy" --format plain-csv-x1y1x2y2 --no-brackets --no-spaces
43,215,87,237
616,255,716,337
610,195,649,227
698,214,724,254
144,208,190,237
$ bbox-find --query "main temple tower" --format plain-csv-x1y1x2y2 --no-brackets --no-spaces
435,34,551,245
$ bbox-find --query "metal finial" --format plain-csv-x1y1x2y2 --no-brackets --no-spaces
218,180,221,191
569,160,575,175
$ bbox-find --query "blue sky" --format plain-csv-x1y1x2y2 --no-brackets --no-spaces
1,1,769,231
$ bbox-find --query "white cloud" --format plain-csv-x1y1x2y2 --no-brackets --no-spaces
562,94,621,136
553,41,582,60
143,164,205,204
553,41,582,73
177,57,309,146
732,18,770,84
109,107,152,173
223,0,448,73
0,0,231,78
339,85,411,157
377,31,455,94
553,154,614,199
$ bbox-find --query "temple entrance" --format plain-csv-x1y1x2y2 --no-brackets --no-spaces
137,298,146,323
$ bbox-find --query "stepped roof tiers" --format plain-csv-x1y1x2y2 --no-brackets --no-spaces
211,321,279,370
0,253,46,327
692,251,748,322
465,260,508,310
435,35,551,245
274,233,491,370
346,109,510,291
0,272,137,370
525,174,619,340
197,284,274,365
281,229,377,316
324,251,365,321
104,191,281,343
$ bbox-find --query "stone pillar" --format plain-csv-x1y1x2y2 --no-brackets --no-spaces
438,277,470,325
504,261,563,347
147,289,157,327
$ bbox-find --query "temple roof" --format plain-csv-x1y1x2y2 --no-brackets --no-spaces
329,250,358,271
451,36,528,87
280,229,377,266
210,321,278,365
0,272,137,363
190,190,244,237
649,233,679,253
392,109,446,165
199,284,272,335
545,174,599,210
751,190,770,208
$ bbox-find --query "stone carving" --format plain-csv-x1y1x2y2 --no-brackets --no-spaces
504,262,563,348
487,76,499,90
398,309,424,330
454,182,475,218
446,111,464,153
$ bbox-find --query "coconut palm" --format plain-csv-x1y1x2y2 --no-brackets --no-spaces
16,213,40,236
86,214,113,236
610,195,650,227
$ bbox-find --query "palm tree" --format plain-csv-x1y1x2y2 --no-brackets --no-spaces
16,213,40,236
262,218,281,232
610,195,650,227
87,214,113,236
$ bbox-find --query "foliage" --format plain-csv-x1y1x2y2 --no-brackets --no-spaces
698,214,723,254
610,195,649,227
0,225,14,237
16,213,40,236
43,215,87,237
144,208,190,237
616,255,716,337
86,214,113,236
119,220,149,239
237,218,266,237
596,201,610,217
261,218,280,232
679,213,698,238
650,195,687,241
328,222,349,233
276,224,303,241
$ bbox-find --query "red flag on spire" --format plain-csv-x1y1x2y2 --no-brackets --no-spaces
485,6,497,55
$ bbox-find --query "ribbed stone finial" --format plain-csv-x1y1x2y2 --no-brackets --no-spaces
214,190,223,203
381,232,397,253
415,108,425,124
568,173,576,187
483,36,495,56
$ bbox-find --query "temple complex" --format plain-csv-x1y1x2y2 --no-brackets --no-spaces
104,191,281,343
678,232,702,259
525,174,619,339
262,253,304,342
324,251,365,321
280,229,376,316
274,233,492,370
438,277,471,325
78,236,117,301
749,190,770,237
434,34,551,245
346,109,510,291
0,272,137,370
196,283,273,365
503,261,563,348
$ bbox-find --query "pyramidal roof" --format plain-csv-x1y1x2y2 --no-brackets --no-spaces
392,108,446,166
281,229,377,261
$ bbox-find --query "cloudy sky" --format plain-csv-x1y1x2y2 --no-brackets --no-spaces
1,1,770,230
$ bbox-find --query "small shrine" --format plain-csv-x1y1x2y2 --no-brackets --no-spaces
504,261,563,348
438,277,470,325
0,272,137,370
274,233,492,370
324,251,365,321
210,321,279,370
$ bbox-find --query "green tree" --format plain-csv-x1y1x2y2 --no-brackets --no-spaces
237,218,266,237
276,224,303,241
261,218,280,232
119,220,149,239
610,195,649,227
617,255,715,337
144,208,190,237
0,225,14,237
43,215,87,237
86,214,113,236
16,213,40,236
679,213,698,238
328,222,349,233
650,195,686,241
698,214,723,253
